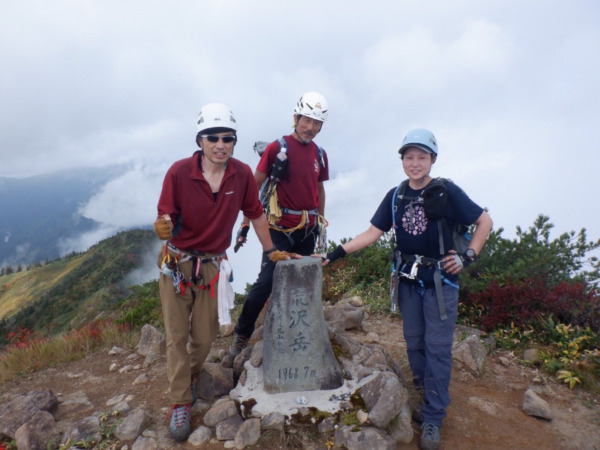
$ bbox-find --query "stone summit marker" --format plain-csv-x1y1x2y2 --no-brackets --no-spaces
262,257,344,393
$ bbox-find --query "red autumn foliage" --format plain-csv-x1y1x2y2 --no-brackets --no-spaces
464,277,600,332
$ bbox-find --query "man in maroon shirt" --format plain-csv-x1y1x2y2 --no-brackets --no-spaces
230,92,330,356
153,103,293,442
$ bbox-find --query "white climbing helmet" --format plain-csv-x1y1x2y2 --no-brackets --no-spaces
196,103,237,133
294,91,328,122
398,129,438,156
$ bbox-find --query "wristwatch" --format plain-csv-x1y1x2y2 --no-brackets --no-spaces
465,248,478,261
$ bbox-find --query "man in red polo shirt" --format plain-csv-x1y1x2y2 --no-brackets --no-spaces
154,103,292,442
230,91,330,356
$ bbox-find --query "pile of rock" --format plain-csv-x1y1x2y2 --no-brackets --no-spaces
1,299,518,450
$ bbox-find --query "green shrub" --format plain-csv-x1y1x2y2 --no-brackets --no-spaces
322,232,394,304
460,214,600,297
115,281,163,330
460,214,600,333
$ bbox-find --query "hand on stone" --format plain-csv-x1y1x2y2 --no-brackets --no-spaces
268,250,302,263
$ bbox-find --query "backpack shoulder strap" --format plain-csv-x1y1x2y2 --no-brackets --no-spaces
316,145,325,169
277,136,287,154
391,179,409,230
391,178,448,255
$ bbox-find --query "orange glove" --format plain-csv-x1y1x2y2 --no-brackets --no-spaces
268,250,301,263
153,214,173,240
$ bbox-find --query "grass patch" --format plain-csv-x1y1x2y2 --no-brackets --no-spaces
0,319,137,385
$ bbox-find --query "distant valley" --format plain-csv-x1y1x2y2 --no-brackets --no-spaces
0,165,131,269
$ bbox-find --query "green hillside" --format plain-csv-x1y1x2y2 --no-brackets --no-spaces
0,229,158,346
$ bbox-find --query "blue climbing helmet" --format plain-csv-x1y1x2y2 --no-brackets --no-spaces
398,129,438,157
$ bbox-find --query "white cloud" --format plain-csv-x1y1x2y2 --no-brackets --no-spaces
2,0,599,290
57,224,121,257
79,163,167,228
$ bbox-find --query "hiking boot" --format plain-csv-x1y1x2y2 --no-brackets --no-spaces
419,422,440,450
167,403,192,442
229,332,249,357
191,373,199,405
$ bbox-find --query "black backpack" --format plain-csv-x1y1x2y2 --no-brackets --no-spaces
391,178,472,255
254,137,326,211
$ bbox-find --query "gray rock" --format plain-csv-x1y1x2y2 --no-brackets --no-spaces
216,414,243,440
15,410,60,450
522,388,553,420
192,398,212,415
523,348,541,364
142,351,163,368
386,404,413,444
112,401,131,414
196,362,234,400
108,346,126,355
364,331,380,343
0,390,58,436
203,398,239,427
327,319,347,336
62,415,101,445
334,425,396,450
188,425,213,446
233,346,253,379
132,436,158,450
132,373,151,385
359,371,408,428
23,389,58,412
347,296,364,307
114,408,150,441
55,391,94,420
249,340,263,368
468,396,500,417
233,417,261,449
118,364,135,373
332,333,363,356
324,303,364,330
219,322,236,338
137,324,166,356
317,416,336,433
106,394,133,406
261,412,285,431
453,334,487,376
359,345,404,381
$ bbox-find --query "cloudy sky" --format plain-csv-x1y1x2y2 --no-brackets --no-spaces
2,1,599,291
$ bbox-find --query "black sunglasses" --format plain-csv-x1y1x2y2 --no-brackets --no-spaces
201,134,236,143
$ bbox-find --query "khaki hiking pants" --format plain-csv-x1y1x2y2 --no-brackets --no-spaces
157,245,220,405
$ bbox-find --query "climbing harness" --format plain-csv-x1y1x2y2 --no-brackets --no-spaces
161,243,225,298
390,250,454,320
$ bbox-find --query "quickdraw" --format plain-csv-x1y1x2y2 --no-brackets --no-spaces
160,245,187,295
315,215,329,253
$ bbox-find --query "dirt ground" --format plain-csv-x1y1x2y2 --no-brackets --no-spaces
2,314,599,449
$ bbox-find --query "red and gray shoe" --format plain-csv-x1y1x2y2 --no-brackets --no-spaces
167,403,192,442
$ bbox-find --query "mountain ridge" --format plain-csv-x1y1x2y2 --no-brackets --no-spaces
0,228,159,346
